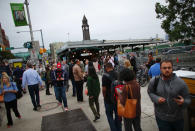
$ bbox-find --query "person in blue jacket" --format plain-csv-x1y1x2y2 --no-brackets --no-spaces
0,72,21,128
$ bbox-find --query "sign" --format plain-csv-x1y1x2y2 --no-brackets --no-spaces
10,3,28,26
42,53,48,57
13,62,22,68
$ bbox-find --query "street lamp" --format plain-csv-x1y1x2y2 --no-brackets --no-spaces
17,29,45,48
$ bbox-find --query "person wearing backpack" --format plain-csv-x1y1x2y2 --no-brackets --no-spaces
51,63,69,111
0,73,21,128
147,60,191,131
87,62,100,122
102,63,122,131
118,68,142,131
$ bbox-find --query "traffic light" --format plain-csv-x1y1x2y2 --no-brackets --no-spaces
40,48,46,54
43,48,46,53
24,41,33,49
40,48,43,54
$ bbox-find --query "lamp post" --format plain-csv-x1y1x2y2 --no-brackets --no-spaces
17,29,46,66
24,0,38,64
17,29,45,48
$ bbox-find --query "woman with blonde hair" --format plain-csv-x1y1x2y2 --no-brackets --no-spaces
124,59,133,71
0,73,21,128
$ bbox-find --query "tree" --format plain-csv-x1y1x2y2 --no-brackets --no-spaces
0,51,15,61
155,0,195,43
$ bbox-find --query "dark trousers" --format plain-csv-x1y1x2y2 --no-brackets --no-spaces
4,99,20,125
16,80,22,95
89,97,100,117
124,117,142,131
28,84,40,109
156,117,184,131
104,102,122,131
45,81,51,94
71,78,76,96
75,81,83,101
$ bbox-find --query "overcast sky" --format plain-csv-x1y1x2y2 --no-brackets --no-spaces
0,0,165,53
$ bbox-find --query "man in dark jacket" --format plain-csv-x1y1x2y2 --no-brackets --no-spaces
13,66,24,96
146,52,155,70
148,60,191,131
102,63,121,131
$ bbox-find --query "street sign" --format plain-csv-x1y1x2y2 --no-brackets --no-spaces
24,41,32,48
42,53,48,57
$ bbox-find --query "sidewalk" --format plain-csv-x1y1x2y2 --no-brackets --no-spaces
0,77,158,131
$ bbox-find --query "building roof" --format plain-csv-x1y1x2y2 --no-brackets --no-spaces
57,39,167,55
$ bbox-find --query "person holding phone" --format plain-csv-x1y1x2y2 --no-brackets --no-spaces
148,60,191,131
0,73,21,128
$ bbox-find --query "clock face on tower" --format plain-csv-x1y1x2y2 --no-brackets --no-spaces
85,27,88,30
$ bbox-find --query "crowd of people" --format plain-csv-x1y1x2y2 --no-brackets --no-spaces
0,52,191,131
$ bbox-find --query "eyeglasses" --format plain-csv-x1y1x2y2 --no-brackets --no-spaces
162,67,172,70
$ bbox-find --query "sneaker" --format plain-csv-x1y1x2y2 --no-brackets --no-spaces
33,107,38,111
64,107,69,111
93,116,100,122
7,125,11,128
7,123,13,128
18,115,21,119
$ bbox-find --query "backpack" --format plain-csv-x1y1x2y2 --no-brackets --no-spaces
104,72,123,104
10,82,23,99
153,76,160,92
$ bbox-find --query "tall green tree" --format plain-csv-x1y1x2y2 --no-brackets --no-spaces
155,0,195,43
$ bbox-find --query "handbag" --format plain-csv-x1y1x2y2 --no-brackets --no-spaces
117,98,125,117
0,94,3,103
0,83,4,102
85,88,88,95
123,84,137,119
16,91,23,99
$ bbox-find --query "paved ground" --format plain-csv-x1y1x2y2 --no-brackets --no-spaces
0,76,158,131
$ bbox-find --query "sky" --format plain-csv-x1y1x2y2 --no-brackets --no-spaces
0,0,165,53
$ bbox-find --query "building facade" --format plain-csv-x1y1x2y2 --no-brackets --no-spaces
50,42,65,62
0,23,10,51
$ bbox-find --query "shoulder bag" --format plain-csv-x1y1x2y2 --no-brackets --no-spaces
123,84,137,119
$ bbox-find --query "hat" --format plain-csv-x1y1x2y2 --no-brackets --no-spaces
57,63,61,68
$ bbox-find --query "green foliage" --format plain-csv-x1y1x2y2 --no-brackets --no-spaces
155,0,195,42
0,51,15,61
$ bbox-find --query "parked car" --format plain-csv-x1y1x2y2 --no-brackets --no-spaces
162,49,185,55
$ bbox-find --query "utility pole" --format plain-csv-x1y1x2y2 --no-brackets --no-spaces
24,0,38,64
40,29,45,48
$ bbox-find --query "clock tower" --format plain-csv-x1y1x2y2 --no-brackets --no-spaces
82,15,90,40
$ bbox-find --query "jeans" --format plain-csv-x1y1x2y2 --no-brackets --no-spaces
54,86,68,107
4,99,20,125
104,101,122,131
75,81,84,101
28,84,40,109
124,117,142,131
89,97,100,117
156,117,184,131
